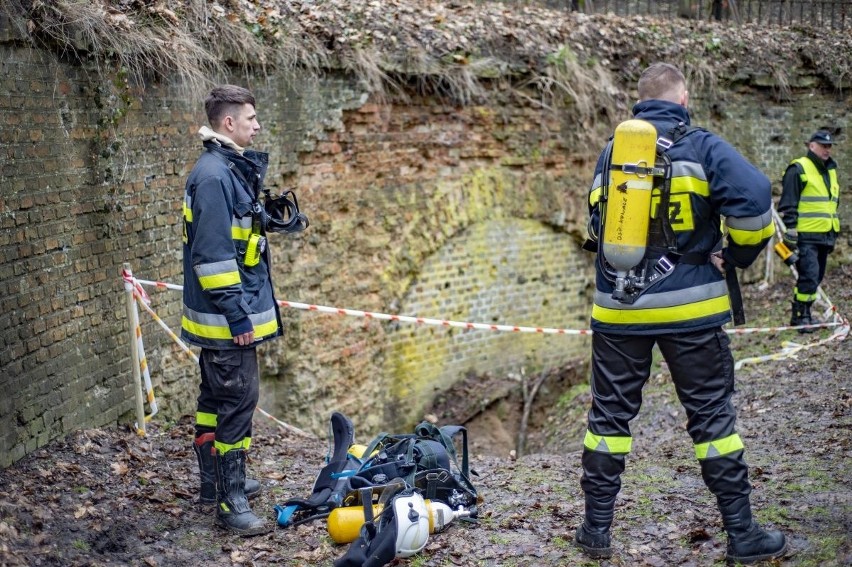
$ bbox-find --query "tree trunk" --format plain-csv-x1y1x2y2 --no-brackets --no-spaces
678,0,698,19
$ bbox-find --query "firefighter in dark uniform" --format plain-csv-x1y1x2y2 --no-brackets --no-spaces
182,85,282,535
576,63,787,564
778,129,840,332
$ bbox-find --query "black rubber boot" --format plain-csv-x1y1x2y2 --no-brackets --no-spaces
798,301,815,334
194,433,260,504
575,450,625,559
721,496,787,564
790,300,814,333
575,510,613,559
700,454,786,565
215,449,271,536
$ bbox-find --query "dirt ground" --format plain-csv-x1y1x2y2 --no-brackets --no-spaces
1,263,850,567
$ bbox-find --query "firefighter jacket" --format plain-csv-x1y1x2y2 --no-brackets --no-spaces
181,139,282,349
778,151,840,246
587,100,774,335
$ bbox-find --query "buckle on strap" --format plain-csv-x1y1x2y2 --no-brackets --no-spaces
656,136,673,150
654,255,676,275
620,161,652,177
609,162,667,177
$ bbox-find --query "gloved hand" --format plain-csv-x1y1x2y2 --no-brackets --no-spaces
782,229,798,251
710,251,727,276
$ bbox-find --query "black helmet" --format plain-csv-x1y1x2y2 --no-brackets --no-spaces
263,190,309,233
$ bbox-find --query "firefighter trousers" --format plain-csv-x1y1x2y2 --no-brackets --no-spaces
196,347,260,448
581,328,752,521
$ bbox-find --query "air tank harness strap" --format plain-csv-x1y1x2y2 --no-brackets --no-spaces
651,249,745,327
607,162,667,178
726,267,746,326
644,250,708,290
664,251,710,265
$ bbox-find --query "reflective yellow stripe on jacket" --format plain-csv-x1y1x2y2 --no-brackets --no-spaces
592,281,730,326
591,160,711,234
182,306,279,341
792,157,840,233
232,215,252,242
725,210,775,247
183,196,193,244
194,259,241,290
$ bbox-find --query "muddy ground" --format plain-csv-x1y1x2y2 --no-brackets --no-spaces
1,263,850,567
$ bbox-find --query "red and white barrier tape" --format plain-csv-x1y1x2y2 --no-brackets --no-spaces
277,299,592,335
131,276,846,337
122,272,848,433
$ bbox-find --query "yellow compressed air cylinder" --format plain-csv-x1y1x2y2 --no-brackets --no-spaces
424,499,457,533
601,119,658,274
327,504,384,544
328,500,467,543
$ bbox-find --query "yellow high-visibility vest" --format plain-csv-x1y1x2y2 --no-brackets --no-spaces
791,157,840,233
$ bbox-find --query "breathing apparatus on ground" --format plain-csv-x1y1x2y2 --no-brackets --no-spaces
332,481,431,567
328,491,472,544
281,413,480,567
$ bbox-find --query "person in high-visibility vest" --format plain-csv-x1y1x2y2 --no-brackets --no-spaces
577,63,786,565
778,129,841,333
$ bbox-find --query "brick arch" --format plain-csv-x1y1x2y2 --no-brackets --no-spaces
383,217,593,429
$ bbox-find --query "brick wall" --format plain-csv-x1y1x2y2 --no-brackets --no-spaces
1,17,849,466
255,95,594,435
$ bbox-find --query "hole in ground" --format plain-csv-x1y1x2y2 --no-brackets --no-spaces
424,358,591,458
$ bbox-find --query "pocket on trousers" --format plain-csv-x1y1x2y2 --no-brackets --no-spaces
714,329,735,394
209,349,247,396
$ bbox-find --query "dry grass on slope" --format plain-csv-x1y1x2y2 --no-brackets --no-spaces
4,0,850,113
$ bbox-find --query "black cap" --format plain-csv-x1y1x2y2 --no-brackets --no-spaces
808,130,834,145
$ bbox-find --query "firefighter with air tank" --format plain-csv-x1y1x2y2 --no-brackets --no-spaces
576,62,787,565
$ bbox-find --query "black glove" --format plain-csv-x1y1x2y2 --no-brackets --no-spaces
782,229,798,251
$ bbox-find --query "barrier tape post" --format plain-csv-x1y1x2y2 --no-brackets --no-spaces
131,277,313,438
122,269,158,424
135,304,158,422
122,263,147,436
763,233,775,285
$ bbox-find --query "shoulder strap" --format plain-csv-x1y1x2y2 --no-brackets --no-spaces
663,123,705,146
274,412,357,527
414,422,477,498
360,432,391,463
657,123,710,251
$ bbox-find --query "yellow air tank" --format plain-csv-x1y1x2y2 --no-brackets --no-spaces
327,504,384,544
601,119,658,297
